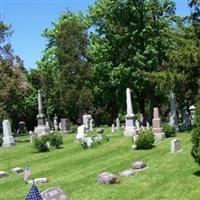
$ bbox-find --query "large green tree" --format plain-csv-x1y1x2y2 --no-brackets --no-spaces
87,0,176,123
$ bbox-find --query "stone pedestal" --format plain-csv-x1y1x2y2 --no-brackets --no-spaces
152,107,165,141
124,114,137,136
2,120,15,147
34,90,50,136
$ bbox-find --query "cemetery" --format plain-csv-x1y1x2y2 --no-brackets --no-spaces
0,0,200,200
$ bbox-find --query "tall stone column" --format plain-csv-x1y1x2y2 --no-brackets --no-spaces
124,88,137,136
152,107,165,141
169,92,178,128
34,90,50,135
2,119,15,147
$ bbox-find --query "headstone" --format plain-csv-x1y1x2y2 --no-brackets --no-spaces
45,118,50,128
83,137,93,147
169,92,178,128
60,118,67,132
116,118,120,129
0,171,8,178
97,172,119,184
152,107,166,141
53,115,59,131
119,170,134,177
11,167,23,174
75,125,86,140
2,119,15,147
90,119,94,131
171,138,182,153
27,177,48,184
124,88,137,136
146,122,150,129
41,187,70,200
17,121,26,135
34,90,50,135
132,161,146,170
82,114,92,130
135,119,140,131
189,105,196,125
97,128,104,134
111,124,115,133
183,110,191,129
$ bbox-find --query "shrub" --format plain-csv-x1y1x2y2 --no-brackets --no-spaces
136,130,155,150
162,123,176,138
191,127,200,165
33,135,50,152
49,132,63,149
0,135,3,146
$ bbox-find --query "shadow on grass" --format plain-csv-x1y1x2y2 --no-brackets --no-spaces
193,170,200,177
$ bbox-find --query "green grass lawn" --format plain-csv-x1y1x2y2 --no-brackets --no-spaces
0,128,200,200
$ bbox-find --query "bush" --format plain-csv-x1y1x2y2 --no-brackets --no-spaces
191,127,200,165
33,133,63,152
49,132,63,149
0,135,3,146
136,130,155,150
33,135,50,152
162,123,176,138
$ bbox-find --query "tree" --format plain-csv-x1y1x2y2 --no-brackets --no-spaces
36,11,93,123
87,0,176,123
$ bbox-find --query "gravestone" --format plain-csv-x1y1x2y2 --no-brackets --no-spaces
124,88,137,136
76,125,86,140
152,107,165,141
34,90,50,135
116,118,120,129
119,170,134,177
27,177,48,184
60,118,67,132
41,187,70,200
111,124,115,133
53,115,59,131
183,110,191,129
135,119,140,131
11,167,23,174
17,121,26,135
83,114,92,130
169,92,178,128
98,172,119,184
83,137,93,147
132,161,147,171
2,119,15,147
171,138,182,153
0,171,8,178
90,119,94,131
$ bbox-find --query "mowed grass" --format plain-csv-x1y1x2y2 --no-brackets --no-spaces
0,128,200,200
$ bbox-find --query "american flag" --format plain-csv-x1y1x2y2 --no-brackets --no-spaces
24,165,31,181
25,184,43,200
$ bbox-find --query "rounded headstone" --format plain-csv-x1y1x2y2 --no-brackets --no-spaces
132,161,146,170
98,172,118,184
119,170,134,177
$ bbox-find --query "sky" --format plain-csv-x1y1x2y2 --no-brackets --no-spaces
0,0,190,70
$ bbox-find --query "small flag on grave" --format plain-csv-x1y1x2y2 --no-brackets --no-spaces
25,184,43,200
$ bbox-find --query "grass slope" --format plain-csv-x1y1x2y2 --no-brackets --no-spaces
0,129,200,200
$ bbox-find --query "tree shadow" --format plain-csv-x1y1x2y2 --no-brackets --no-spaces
193,170,200,177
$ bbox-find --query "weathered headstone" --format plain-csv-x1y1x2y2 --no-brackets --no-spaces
53,115,59,131
116,117,120,129
189,105,196,125
11,167,23,174
135,119,140,131
132,161,147,171
171,138,182,153
124,88,137,136
119,170,134,177
2,119,15,147
17,121,26,135
27,177,48,184
83,114,92,130
60,118,67,132
83,137,93,147
111,124,115,133
152,107,165,141
169,92,178,128
183,110,191,129
90,119,94,131
98,172,119,184
75,125,86,140
41,187,70,200
34,90,50,135
0,171,8,178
